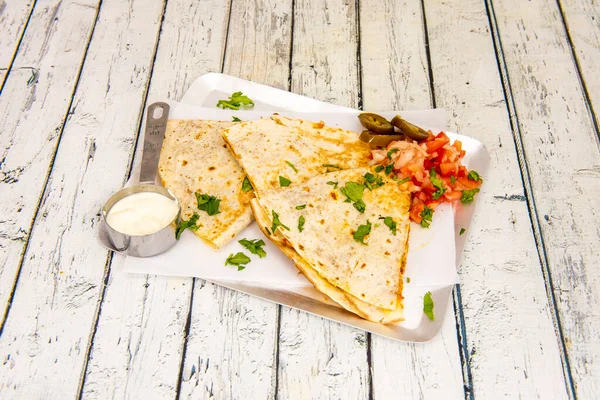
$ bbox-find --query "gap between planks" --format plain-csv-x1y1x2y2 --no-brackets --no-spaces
484,0,576,397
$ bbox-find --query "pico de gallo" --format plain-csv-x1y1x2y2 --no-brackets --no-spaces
358,113,483,228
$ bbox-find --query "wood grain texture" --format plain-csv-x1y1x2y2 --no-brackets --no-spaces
178,0,292,398
490,0,600,396
425,0,571,397
279,1,369,399
0,0,166,398
81,0,230,398
0,0,34,87
560,0,600,131
0,0,99,330
360,1,464,398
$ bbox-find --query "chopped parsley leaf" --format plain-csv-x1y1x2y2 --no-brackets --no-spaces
271,210,290,233
468,170,482,182
420,205,433,228
238,238,267,258
363,172,384,190
326,181,339,189
385,164,394,175
387,148,399,159
285,160,298,173
340,181,365,203
175,212,200,240
353,220,372,245
295,204,306,210
298,215,306,232
195,193,221,216
225,252,251,271
323,163,341,169
232,116,241,122
450,175,457,184
406,277,411,283
459,228,466,235
279,176,292,187
423,291,435,320
353,199,366,213
216,91,255,110
379,216,397,235
374,165,385,173
460,188,480,204
242,176,253,192
429,169,446,200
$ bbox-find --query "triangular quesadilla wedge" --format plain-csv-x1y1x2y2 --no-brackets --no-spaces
158,120,254,249
251,197,405,323
221,115,372,199
251,167,410,322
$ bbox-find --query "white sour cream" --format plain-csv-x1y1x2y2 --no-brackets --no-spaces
107,192,179,236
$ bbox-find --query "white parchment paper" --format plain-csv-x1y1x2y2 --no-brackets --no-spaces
121,101,459,288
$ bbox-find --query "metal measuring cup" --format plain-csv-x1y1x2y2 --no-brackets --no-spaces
101,102,181,257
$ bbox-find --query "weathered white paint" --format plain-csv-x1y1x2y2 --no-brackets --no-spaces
0,0,99,329
0,0,34,86
178,0,292,398
0,0,165,399
426,0,571,397
82,0,230,399
491,0,600,396
277,1,369,399
561,0,600,130
360,1,464,398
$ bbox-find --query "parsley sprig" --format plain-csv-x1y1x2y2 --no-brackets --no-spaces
225,252,251,271
175,212,200,240
195,193,221,216
216,91,255,110
238,238,267,258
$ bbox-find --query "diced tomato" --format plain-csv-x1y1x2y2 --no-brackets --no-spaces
425,139,448,153
444,190,463,202
456,177,481,190
439,162,458,176
410,201,425,224
424,131,436,142
425,200,441,209
452,140,463,152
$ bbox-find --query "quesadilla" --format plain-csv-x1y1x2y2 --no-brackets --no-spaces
251,167,410,323
221,115,372,199
158,120,253,249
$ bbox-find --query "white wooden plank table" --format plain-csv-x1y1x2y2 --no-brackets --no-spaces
0,0,598,398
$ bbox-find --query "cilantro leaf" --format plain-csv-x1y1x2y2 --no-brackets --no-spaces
295,204,306,210
225,252,251,271
423,291,435,320
285,160,298,173
460,188,480,204
459,228,466,235
242,176,253,193
195,193,221,216
374,165,385,173
406,277,411,283
419,205,433,228
468,170,482,182
379,216,397,235
353,220,372,245
450,175,456,184
387,148,399,159
238,238,267,258
271,210,290,233
232,116,241,122
393,177,411,185
279,176,292,187
175,212,200,240
327,181,339,189
363,172,384,190
216,91,255,110
323,163,341,169
429,169,446,200
353,199,366,213
298,215,306,232
339,181,365,203
385,164,394,175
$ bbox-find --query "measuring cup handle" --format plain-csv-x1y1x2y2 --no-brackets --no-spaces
139,102,170,184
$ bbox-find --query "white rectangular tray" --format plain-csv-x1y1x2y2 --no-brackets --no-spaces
130,73,490,342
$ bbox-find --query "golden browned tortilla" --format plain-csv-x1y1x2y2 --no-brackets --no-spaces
158,120,253,249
